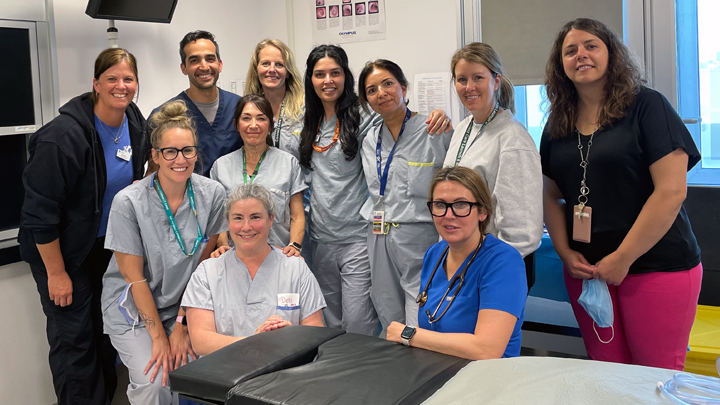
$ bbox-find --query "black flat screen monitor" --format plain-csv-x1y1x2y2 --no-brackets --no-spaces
85,0,179,23
0,28,35,128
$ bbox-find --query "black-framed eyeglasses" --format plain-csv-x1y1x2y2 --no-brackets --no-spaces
426,201,481,217
155,146,198,161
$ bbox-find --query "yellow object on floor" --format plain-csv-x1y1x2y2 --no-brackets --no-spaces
686,305,720,377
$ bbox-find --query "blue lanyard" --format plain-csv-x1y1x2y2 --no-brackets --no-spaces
376,108,412,197
153,176,205,256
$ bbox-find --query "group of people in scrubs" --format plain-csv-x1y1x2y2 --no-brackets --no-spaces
20,16,703,405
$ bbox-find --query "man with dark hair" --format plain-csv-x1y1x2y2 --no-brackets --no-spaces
151,30,242,176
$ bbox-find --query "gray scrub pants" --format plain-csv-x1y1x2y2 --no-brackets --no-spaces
311,241,379,336
110,318,187,405
368,222,439,330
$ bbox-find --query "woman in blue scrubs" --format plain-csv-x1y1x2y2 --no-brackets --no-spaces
386,166,527,359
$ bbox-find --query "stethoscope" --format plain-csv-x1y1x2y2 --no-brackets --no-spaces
416,236,485,324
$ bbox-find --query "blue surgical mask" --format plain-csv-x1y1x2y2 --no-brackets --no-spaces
578,278,614,343
118,279,146,331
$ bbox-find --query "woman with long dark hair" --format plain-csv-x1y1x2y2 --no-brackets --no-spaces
298,45,450,335
541,18,702,370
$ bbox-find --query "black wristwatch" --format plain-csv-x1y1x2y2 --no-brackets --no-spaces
290,241,302,253
400,325,416,346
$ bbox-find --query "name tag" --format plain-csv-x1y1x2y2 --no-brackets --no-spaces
277,293,300,310
116,146,132,161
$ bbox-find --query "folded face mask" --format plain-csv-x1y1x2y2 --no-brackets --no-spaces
118,279,146,330
578,278,614,343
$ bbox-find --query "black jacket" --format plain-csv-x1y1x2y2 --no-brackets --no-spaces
19,93,149,268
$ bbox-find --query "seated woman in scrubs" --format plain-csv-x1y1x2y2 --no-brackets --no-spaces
386,166,527,360
210,95,307,257
182,183,326,356
357,59,451,331
101,100,227,404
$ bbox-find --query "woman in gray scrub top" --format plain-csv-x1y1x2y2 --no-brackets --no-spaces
244,39,305,159
358,59,451,331
210,95,307,256
297,45,451,336
182,183,325,356
101,101,227,405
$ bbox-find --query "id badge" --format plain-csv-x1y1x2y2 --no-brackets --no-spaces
372,210,385,235
116,147,132,161
573,205,592,243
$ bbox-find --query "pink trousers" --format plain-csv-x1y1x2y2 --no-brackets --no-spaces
564,263,703,370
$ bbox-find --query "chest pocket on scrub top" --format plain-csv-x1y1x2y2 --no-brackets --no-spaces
268,188,290,226
407,162,436,199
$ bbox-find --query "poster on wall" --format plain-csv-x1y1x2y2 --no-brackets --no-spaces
312,0,386,44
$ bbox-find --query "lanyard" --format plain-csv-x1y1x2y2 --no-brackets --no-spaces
242,147,268,184
153,176,204,257
454,103,500,166
376,108,411,197
313,118,340,152
273,100,285,148
416,236,484,324
576,128,595,211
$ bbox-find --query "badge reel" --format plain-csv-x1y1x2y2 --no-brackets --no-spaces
372,198,385,235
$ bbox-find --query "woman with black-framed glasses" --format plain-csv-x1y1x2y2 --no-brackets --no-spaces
101,100,227,404
386,166,527,360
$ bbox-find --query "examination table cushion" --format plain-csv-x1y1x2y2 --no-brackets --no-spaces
169,325,345,402
226,332,470,405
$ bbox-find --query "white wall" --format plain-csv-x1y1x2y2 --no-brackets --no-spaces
51,0,290,117
0,262,55,405
291,0,460,110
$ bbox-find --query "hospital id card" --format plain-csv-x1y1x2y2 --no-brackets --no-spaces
372,210,385,235
572,205,592,243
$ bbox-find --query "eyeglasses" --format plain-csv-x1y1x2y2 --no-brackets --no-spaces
156,146,198,161
426,201,481,217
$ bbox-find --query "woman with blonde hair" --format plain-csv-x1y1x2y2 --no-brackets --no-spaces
244,39,304,159
445,42,543,267
101,100,227,403
20,48,149,404
386,166,527,359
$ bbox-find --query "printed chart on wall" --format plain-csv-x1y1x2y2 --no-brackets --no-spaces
312,0,386,44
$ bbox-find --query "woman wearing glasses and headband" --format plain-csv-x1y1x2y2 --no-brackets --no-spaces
357,59,451,331
386,166,527,359
101,101,227,404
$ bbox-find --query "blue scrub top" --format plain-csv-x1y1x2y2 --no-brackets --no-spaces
418,234,528,358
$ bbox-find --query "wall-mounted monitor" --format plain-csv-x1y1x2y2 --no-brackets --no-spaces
85,0,179,24
0,20,43,137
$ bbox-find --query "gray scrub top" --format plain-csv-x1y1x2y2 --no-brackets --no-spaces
275,113,303,161
210,147,307,247
360,114,452,223
308,109,381,244
181,247,326,337
101,173,228,335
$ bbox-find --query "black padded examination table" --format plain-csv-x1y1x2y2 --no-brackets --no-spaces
169,326,469,404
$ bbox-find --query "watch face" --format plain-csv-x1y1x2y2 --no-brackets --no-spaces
401,326,416,340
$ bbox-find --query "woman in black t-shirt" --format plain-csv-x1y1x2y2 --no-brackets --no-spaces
540,18,702,370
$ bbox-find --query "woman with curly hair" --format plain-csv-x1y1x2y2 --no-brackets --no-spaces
540,18,702,370
244,39,305,159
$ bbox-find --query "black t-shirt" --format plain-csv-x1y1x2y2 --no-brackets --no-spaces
540,87,701,274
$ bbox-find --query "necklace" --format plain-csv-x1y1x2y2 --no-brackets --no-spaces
575,128,595,213
97,115,127,144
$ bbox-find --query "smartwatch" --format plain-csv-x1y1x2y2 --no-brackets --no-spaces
290,241,302,253
400,325,416,346
176,315,187,326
